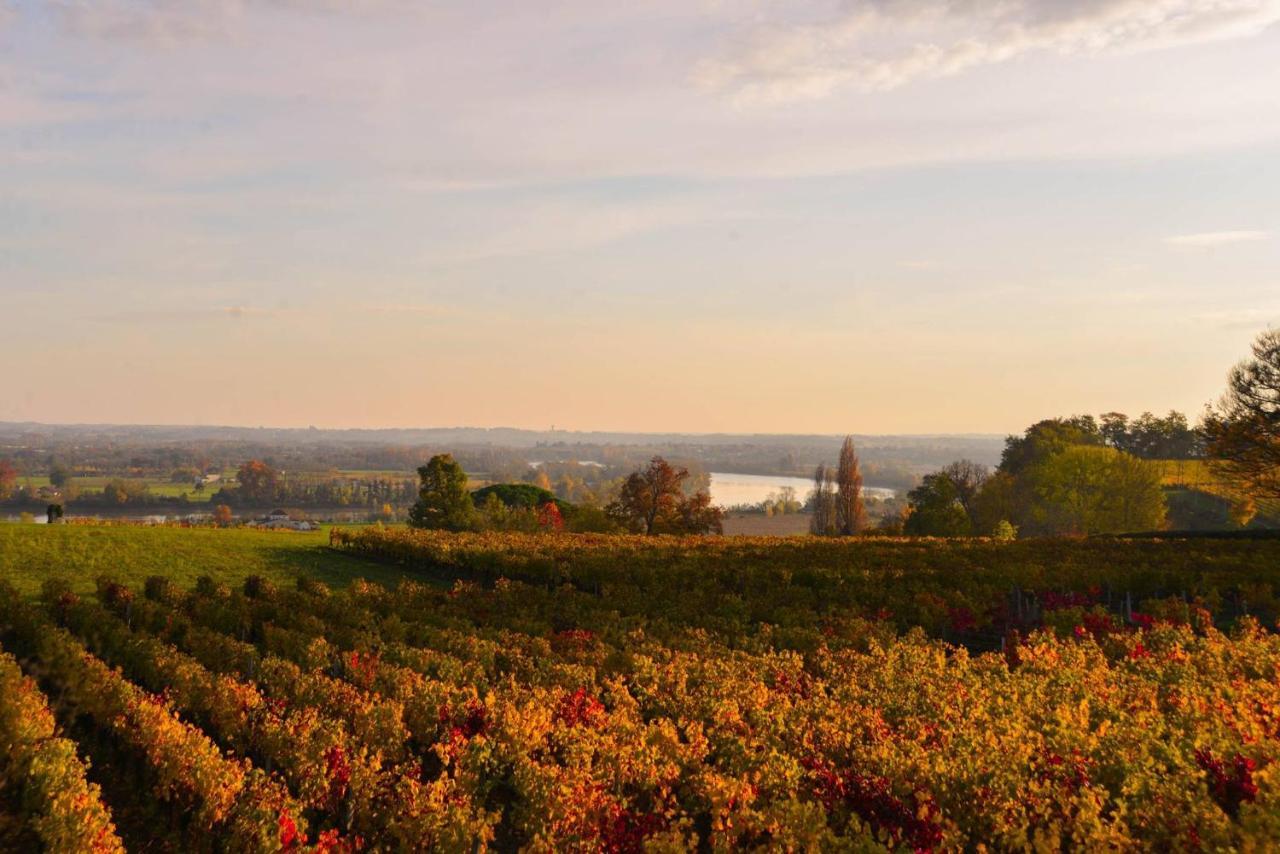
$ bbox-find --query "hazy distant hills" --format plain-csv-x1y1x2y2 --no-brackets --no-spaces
0,422,1004,447
0,422,1006,475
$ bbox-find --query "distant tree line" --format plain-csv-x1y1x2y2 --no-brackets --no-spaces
898,328,1280,537
207,461,417,509
406,454,723,536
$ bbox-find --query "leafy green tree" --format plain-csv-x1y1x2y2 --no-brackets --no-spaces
992,519,1018,541
408,454,477,531
101,479,148,504
904,474,972,537
479,491,510,529
970,471,1019,535
564,503,617,533
998,416,1104,477
1027,445,1165,535
48,462,72,490
471,483,562,511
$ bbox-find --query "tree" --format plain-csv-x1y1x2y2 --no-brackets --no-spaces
673,490,724,535
834,436,867,536
992,519,1018,541
1128,411,1199,458
937,460,989,516
1100,412,1131,452
0,459,16,501
1027,446,1165,535
777,486,800,513
808,464,836,536
212,504,234,528
1203,329,1280,501
606,457,721,535
998,417,1104,477
236,460,280,504
904,474,972,537
608,457,685,535
48,462,72,490
102,479,132,504
408,454,477,531
969,471,1019,535
471,483,560,511
536,501,565,532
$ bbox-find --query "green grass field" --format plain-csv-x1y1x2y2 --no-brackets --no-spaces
1148,459,1280,519
18,475,218,502
0,523,414,599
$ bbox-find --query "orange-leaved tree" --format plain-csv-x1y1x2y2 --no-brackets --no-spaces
607,457,722,535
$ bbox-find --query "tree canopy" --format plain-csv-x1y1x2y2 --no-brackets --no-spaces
1025,445,1165,536
235,460,280,504
904,473,973,537
606,457,723,535
408,454,477,531
1204,328,1280,501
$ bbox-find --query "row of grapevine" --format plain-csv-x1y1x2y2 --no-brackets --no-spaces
66,568,1280,850
331,526,1280,640
0,647,123,853
54,592,491,847
0,584,308,852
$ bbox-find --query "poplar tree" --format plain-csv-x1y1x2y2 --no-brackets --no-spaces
835,435,867,535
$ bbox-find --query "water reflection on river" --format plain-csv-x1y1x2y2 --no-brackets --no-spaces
709,472,896,508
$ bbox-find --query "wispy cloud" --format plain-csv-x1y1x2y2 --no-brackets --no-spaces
697,0,1280,105
1163,230,1270,247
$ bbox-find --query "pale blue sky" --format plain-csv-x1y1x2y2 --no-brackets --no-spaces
3,1,1279,432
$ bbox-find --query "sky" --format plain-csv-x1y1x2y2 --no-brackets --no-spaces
2,0,1279,434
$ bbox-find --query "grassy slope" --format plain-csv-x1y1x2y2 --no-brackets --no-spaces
1148,459,1280,523
0,523,414,599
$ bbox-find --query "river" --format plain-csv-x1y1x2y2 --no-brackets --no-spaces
709,472,896,508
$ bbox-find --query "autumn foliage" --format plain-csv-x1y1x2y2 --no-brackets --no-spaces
3,530,1280,848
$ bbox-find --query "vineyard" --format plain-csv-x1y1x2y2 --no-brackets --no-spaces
1,526,1280,850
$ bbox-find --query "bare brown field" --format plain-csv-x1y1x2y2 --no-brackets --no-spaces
721,511,812,536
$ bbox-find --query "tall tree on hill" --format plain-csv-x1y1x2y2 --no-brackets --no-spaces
408,454,477,531
834,436,866,536
1203,328,1280,501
